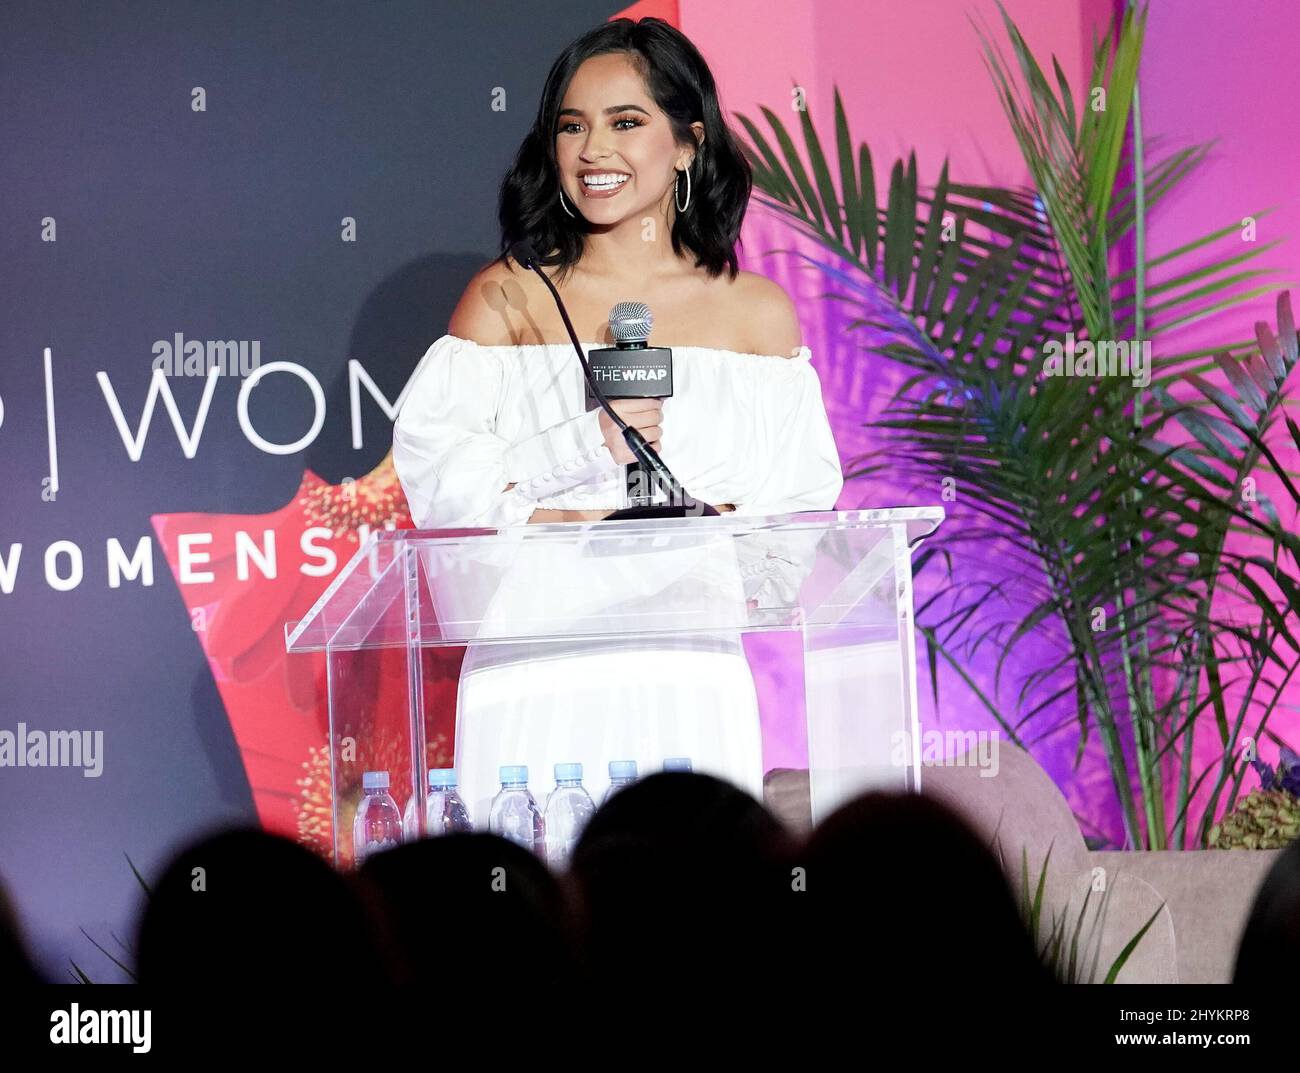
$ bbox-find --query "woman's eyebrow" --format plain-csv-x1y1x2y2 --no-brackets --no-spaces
557,104,652,118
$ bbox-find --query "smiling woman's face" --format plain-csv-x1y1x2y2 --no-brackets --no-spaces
555,52,698,229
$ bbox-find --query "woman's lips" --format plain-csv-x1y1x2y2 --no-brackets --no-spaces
578,173,630,199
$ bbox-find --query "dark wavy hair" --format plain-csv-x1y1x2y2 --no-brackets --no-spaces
497,17,752,282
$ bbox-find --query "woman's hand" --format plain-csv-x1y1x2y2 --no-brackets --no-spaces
598,398,663,464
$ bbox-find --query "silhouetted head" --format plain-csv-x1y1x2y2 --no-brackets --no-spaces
357,833,579,989
135,827,389,985
569,772,796,1006
1233,837,1300,984
801,791,1052,991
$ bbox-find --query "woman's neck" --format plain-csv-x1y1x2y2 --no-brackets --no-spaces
573,214,686,284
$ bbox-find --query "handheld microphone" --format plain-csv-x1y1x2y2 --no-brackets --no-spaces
586,302,673,509
507,242,716,520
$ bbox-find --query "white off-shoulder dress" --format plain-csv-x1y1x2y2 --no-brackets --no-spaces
392,334,843,826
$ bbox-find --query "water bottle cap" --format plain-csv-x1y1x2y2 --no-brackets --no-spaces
663,757,693,772
428,768,457,788
608,760,638,779
499,764,528,784
555,762,583,781
362,771,389,789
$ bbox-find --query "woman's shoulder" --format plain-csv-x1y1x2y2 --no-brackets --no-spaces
718,270,803,358
447,255,543,346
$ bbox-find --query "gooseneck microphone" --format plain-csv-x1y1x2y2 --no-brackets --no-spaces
507,241,716,519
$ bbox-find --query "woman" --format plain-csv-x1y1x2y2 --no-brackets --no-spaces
392,17,842,827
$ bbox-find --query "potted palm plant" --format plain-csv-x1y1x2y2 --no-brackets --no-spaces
736,0,1300,849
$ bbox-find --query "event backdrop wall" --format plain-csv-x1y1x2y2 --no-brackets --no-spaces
1,0,627,978
3,0,1296,979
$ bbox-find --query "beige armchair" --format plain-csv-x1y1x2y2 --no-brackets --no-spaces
764,743,1280,983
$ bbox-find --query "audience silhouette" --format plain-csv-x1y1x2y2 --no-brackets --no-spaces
1233,837,1300,984
569,771,798,1011
5,774,1292,1012
801,790,1056,993
134,827,389,985
356,832,580,989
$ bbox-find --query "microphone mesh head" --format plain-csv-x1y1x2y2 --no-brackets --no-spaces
609,302,653,344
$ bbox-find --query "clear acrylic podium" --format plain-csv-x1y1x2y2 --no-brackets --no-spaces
285,507,943,867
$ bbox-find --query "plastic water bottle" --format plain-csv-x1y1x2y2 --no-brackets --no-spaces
353,771,402,866
425,768,472,836
544,763,595,868
601,759,638,806
663,757,693,773
403,768,473,838
401,778,420,841
488,765,544,855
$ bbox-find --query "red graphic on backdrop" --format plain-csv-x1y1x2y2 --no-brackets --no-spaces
150,453,459,856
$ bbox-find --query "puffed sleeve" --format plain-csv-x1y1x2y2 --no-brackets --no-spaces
733,351,844,609
734,352,844,516
392,335,618,528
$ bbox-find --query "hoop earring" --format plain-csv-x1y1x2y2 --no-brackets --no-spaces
675,166,692,213
558,189,576,218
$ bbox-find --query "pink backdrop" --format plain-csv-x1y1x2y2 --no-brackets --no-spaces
662,0,1300,845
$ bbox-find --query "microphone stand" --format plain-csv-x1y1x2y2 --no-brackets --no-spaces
509,242,717,520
